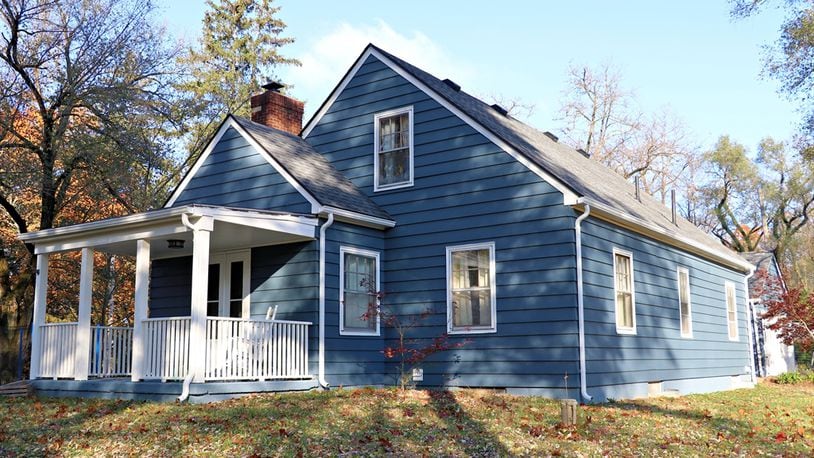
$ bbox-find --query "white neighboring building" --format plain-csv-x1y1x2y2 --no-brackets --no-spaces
744,252,797,376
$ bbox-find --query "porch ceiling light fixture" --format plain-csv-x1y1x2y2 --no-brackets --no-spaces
167,239,185,249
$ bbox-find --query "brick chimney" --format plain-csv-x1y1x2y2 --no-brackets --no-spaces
250,81,304,135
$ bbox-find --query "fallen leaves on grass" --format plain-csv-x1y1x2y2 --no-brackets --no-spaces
0,382,812,457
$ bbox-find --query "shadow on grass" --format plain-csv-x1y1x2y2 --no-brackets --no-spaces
595,398,757,439
427,389,511,456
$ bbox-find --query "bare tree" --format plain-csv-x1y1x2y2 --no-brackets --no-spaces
558,63,640,166
557,62,702,206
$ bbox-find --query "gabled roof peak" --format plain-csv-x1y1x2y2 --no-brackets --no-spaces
302,44,752,272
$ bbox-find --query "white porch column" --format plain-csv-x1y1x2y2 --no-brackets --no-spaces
74,247,94,380
29,253,49,380
131,239,150,381
189,222,212,382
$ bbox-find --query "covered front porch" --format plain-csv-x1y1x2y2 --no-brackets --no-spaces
20,205,319,393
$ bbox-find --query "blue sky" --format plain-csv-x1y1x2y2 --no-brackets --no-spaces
158,1,796,152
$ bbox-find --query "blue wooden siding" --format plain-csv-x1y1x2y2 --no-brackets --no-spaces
250,242,319,375
580,217,750,394
170,126,311,213
307,54,580,393
322,221,387,386
149,257,192,318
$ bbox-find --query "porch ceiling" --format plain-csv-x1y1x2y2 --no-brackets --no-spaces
19,205,318,257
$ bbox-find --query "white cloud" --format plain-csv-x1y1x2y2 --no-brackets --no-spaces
282,20,473,118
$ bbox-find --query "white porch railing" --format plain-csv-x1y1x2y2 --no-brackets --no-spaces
37,316,311,382
205,317,310,381
39,323,78,379
89,326,133,377
143,317,191,380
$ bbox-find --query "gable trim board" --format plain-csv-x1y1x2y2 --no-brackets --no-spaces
165,116,395,229
301,44,753,274
300,45,581,205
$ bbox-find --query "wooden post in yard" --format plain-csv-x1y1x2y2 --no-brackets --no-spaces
560,399,578,426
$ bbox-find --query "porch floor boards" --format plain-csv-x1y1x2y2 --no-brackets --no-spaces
30,377,319,403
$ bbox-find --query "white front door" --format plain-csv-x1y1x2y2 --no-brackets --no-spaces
206,250,251,318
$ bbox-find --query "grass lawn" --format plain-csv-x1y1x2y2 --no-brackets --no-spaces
0,381,812,457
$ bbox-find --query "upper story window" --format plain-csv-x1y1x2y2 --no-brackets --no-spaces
613,248,636,334
339,246,380,336
447,242,497,334
725,281,738,341
677,267,692,338
374,106,413,191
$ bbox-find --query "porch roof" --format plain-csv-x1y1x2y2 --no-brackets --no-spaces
19,204,318,257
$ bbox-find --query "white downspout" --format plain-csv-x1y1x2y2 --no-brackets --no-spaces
744,269,757,383
750,298,765,377
575,204,592,402
318,212,335,389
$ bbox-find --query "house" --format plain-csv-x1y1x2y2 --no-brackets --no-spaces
20,44,756,403
743,252,796,376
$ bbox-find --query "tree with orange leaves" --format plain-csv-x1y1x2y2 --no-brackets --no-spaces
0,0,184,382
754,268,814,366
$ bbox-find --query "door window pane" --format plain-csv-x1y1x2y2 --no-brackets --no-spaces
230,262,243,300
207,264,220,317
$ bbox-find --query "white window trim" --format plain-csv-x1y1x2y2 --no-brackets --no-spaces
339,246,381,336
446,242,497,335
725,281,739,341
373,106,414,192
612,247,637,335
677,267,693,338
209,249,251,319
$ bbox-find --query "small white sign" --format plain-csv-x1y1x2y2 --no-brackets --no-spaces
412,368,423,382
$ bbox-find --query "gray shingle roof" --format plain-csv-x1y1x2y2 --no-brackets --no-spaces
742,252,774,272
232,115,391,221
742,252,785,295
372,45,748,269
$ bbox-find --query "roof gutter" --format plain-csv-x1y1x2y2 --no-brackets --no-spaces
574,204,593,402
573,198,754,273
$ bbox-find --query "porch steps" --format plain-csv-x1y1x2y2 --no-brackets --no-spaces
0,380,32,398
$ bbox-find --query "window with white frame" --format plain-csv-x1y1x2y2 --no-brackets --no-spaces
677,267,692,337
339,247,380,335
613,249,636,334
725,281,738,340
447,242,496,334
374,106,413,191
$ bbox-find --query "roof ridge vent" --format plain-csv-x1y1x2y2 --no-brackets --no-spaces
442,78,461,92
491,104,508,116
543,131,559,142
